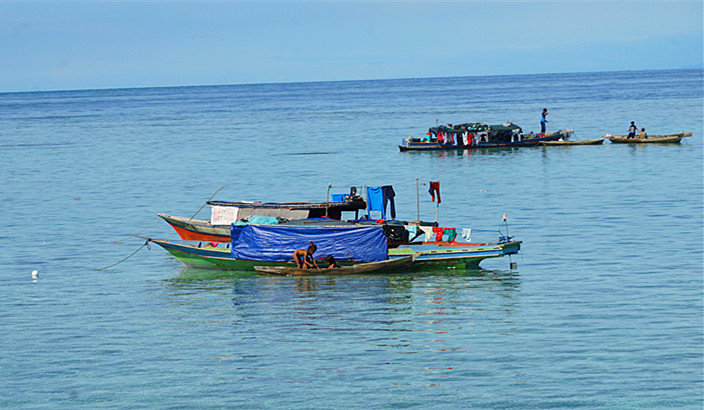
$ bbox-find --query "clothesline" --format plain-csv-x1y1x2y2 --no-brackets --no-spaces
328,178,437,191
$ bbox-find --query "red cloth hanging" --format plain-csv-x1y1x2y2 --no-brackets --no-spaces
432,227,444,242
428,181,441,203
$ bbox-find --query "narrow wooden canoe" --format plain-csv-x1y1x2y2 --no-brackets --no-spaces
605,132,692,144
540,138,604,146
254,255,415,276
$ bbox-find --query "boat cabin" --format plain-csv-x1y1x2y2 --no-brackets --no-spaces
422,122,525,146
208,196,367,225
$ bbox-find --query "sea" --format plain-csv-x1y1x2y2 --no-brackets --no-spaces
1,69,702,408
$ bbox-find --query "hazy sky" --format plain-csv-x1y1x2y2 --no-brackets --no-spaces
1,1,702,92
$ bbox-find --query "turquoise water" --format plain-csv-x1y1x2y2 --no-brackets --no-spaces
1,69,702,407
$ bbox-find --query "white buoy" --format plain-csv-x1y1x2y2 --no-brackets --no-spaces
32,270,38,278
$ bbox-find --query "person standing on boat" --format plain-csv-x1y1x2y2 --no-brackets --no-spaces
541,108,548,134
627,121,638,138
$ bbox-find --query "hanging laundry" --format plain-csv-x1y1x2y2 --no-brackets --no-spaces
366,186,385,219
461,228,472,242
428,181,441,203
432,226,444,242
444,228,457,242
381,185,396,220
405,225,418,238
417,226,434,241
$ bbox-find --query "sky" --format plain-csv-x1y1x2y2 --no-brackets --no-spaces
0,1,702,92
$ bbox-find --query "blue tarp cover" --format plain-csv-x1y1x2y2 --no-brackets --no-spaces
230,225,245,242
230,225,387,262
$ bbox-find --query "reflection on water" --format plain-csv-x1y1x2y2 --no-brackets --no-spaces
167,267,257,282
160,267,521,337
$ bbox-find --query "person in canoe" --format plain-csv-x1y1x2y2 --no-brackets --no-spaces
639,128,648,139
293,242,319,269
541,108,548,134
627,121,638,138
325,255,339,268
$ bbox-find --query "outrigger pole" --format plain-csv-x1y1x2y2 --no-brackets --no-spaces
415,179,420,222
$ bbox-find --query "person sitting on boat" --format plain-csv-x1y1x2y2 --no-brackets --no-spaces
627,121,638,138
325,255,339,268
293,242,319,269
639,128,647,139
541,108,548,134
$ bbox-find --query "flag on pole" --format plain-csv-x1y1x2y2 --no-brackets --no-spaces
428,181,441,203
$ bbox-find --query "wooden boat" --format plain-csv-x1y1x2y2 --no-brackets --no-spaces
605,132,692,144
387,238,521,269
158,213,361,243
399,121,574,151
150,184,521,271
539,138,604,146
254,255,415,276
145,224,391,271
145,237,521,270
159,194,367,242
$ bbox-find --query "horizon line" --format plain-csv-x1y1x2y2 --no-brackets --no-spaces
2,66,702,95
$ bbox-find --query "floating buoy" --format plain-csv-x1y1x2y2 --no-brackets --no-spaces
32,270,39,278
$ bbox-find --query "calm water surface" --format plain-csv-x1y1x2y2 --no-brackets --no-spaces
1,69,702,408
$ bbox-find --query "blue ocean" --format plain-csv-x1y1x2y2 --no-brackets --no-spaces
1,69,702,408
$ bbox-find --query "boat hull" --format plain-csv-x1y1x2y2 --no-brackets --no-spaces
148,239,294,270
254,255,415,276
399,130,573,151
540,138,604,146
148,238,521,270
387,240,520,269
605,132,691,144
158,213,230,242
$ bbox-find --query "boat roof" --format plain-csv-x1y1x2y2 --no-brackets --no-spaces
429,122,522,134
430,123,489,134
207,198,366,211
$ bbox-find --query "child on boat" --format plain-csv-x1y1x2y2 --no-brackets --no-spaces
293,242,319,269
325,255,339,268
627,121,638,138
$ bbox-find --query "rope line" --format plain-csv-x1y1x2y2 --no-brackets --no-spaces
190,185,225,220
112,217,159,243
97,240,150,271
328,178,424,190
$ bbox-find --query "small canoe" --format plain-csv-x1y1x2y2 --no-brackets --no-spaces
605,132,692,144
254,255,415,276
540,138,604,146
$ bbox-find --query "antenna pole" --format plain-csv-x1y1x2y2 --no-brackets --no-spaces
416,178,420,222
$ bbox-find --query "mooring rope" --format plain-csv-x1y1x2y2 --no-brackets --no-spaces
112,217,159,243
189,185,225,220
96,240,150,271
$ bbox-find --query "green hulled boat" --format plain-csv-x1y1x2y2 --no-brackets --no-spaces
146,237,521,271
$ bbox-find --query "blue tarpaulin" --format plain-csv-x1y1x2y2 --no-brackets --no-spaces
230,224,387,262
230,225,245,242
